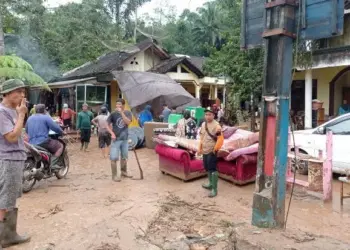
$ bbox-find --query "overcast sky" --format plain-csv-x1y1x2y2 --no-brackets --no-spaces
45,0,208,15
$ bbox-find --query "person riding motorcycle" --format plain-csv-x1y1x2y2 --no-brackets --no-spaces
25,104,64,168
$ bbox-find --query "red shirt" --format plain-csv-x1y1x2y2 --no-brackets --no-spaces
61,108,76,120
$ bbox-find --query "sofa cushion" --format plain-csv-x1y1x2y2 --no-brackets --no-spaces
225,143,259,161
155,144,190,166
189,159,205,172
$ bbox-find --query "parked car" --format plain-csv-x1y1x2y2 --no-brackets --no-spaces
290,113,350,175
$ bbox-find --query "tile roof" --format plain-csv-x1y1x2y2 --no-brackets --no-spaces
51,38,169,82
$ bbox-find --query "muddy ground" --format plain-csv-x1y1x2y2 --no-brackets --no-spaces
9,137,350,250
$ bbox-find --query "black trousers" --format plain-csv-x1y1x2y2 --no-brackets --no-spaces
203,152,218,173
80,128,91,143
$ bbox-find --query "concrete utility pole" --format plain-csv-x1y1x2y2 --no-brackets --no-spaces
251,1,296,228
241,0,344,228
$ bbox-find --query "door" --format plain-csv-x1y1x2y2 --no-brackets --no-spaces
342,87,350,104
324,117,350,174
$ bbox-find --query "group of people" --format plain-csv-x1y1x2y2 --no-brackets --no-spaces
138,104,172,127
0,79,136,249
0,76,225,249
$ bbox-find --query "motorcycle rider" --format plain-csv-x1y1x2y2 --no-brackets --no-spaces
25,104,64,168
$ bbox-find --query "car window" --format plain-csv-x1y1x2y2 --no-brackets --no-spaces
326,118,350,135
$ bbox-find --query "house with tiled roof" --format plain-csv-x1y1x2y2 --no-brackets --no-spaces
49,38,229,113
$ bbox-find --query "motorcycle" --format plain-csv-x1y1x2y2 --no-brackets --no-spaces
23,136,70,193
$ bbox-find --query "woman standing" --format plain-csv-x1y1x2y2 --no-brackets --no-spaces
61,103,76,132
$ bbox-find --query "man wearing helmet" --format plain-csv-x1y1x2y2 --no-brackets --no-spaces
92,106,111,158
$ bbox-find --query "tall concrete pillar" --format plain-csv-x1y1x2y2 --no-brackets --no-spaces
195,85,201,100
305,69,313,129
214,85,218,99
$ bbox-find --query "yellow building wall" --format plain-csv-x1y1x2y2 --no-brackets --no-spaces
293,66,346,115
110,80,139,127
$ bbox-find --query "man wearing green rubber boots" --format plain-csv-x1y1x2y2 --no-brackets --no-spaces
198,108,224,198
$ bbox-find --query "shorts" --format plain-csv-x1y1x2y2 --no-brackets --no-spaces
110,140,128,161
203,152,217,173
63,118,72,127
98,131,111,149
80,129,91,143
39,138,62,155
0,160,24,210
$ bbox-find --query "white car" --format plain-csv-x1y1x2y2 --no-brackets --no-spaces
291,113,350,175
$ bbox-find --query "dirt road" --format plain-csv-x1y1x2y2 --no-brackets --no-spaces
10,138,350,249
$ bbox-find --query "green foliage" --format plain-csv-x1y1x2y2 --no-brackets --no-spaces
204,0,264,106
0,55,33,71
0,55,48,89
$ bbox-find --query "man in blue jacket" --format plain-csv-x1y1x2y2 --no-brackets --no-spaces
26,104,63,168
138,105,153,127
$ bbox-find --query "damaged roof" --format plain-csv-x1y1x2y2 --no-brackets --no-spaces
51,38,170,82
149,55,206,78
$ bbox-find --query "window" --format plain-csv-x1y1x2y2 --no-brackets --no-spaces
76,86,85,110
326,119,350,135
75,85,107,111
86,86,105,105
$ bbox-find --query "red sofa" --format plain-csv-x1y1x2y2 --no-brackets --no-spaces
155,144,258,185
155,144,206,181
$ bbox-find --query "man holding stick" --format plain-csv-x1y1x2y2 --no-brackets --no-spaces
107,98,133,182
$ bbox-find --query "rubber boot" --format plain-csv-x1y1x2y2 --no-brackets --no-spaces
202,173,212,190
208,172,218,198
2,208,30,248
0,221,4,250
80,142,84,151
50,156,61,170
116,162,122,182
84,142,90,152
121,160,132,178
111,161,119,182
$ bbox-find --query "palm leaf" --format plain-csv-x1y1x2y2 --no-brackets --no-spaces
0,56,50,90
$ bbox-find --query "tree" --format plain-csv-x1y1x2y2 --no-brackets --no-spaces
39,0,114,71
204,0,264,116
106,0,151,38
0,1,47,88
0,15,4,55
192,2,221,46
0,55,47,87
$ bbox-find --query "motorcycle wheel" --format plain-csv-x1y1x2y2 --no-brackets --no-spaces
55,151,69,179
23,159,37,193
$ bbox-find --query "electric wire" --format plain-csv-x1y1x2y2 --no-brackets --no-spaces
284,1,303,229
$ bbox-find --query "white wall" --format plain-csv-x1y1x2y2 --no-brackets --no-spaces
143,49,161,71
122,51,145,71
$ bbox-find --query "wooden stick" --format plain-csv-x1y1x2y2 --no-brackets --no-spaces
323,131,333,202
133,148,144,180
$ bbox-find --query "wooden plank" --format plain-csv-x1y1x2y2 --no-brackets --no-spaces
241,0,344,49
297,0,344,40
287,177,309,187
241,0,265,49
323,131,333,201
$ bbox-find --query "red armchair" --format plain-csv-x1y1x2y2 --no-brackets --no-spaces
155,144,206,181
217,154,258,185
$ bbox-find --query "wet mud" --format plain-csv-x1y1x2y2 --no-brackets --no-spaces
8,138,350,249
